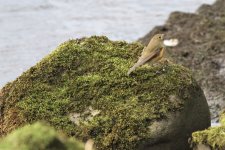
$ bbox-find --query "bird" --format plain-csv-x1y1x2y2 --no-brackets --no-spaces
127,34,165,75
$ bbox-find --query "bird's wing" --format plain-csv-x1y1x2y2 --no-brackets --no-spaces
137,48,161,65
127,48,161,75
141,46,147,54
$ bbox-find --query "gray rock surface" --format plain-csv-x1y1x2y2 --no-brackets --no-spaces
138,85,210,150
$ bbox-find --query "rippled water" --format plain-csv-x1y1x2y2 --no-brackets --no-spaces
0,0,215,87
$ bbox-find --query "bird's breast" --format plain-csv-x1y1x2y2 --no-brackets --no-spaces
158,47,165,59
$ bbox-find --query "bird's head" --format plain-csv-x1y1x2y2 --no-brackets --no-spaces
151,34,165,46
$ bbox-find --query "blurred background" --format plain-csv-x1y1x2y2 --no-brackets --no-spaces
0,0,215,88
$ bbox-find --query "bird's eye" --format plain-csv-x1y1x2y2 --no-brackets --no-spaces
159,36,161,39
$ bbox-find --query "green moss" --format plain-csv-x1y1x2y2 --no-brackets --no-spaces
192,114,225,149
0,122,84,150
1,36,195,149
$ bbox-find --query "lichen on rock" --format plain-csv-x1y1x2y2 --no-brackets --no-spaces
0,122,84,150
0,36,210,149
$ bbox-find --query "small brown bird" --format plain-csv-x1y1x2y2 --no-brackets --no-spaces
127,34,165,75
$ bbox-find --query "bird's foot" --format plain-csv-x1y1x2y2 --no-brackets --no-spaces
159,58,172,65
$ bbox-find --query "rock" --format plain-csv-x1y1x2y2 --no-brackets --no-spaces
0,122,84,150
138,0,225,122
193,144,211,150
0,36,210,149
191,113,225,150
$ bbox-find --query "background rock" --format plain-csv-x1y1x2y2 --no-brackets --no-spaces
138,0,225,122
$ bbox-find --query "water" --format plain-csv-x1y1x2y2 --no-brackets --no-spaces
0,0,215,87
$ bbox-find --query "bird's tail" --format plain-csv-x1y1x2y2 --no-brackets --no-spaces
127,64,137,75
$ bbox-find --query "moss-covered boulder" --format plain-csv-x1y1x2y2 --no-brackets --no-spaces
192,113,225,150
0,122,84,150
0,36,210,149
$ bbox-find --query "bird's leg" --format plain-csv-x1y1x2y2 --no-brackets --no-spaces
158,58,168,64
162,58,174,64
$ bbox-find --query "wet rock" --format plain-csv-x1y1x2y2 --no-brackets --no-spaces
139,0,225,122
